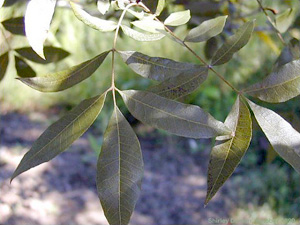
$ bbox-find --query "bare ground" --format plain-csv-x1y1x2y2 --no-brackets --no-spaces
0,110,234,225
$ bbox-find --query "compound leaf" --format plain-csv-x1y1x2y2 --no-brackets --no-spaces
15,46,70,64
121,25,165,42
247,99,300,174
211,20,254,66
97,106,143,225
19,51,110,92
205,96,252,205
0,52,9,81
15,56,36,78
149,67,208,99
1,17,25,36
184,16,227,43
25,0,57,59
120,90,230,139
118,51,203,81
244,59,300,103
164,10,191,26
70,2,117,32
11,93,107,181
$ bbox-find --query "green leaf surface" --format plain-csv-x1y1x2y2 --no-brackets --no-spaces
155,0,165,16
184,16,227,43
11,93,107,181
211,20,254,66
164,10,191,26
149,67,208,99
131,18,164,34
120,90,230,138
205,37,219,60
247,99,300,174
70,2,117,32
205,96,252,205
15,46,70,64
18,51,110,92
97,0,110,15
25,0,57,59
275,8,295,33
97,106,143,225
0,52,9,81
244,59,300,103
1,17,25,36
118,51,203,81
121,25,165,42
15,56,36,78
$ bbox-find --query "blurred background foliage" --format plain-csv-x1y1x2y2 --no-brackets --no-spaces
1,0,300,223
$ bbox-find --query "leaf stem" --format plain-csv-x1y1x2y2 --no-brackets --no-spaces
255,0,286,45
111,3,137,105
138,2,239,93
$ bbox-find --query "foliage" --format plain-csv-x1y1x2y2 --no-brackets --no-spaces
1,0,300,224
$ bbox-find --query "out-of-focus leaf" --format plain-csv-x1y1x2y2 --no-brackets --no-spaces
19,51,110,92
0,52,9,81
247,99,300,174
184,16,227,43
70,2,117,32
97,0,110,15
131,18,164,34
211,20,254,66
164,10,191,26
0,0,4,8
25,0,57,59
11,93,107,181
118,51,203,81
15,46,70,64
244,59,300,103
97,106,143,225
121,25,165,42
1,17,25,36
120,90,230,138
266,146,278,163
275,8,295,33
256,31,280,55
205,37,219,60
15,56,36,78
205,96,252,205
149,67,208,99
275,38,300,68
157,28,185,46
155,0,165,16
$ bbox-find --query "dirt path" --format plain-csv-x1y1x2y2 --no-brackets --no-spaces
0,111,232,225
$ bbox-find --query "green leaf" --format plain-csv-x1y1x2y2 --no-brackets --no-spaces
131,17,164,34
0,52,9,81
97,0,110,15
211,20,254,66
15,56,36,78
18,51,110,92
275,38,300,68
118,51,203,81
205,96,252,205
1,17,25,36
244,59,300,103
155,0,165,16
247,99,300,174
205,37,219,60
70,2,117,32
97,106,143,225
120,90,230,138
0,0,4,8
184,16,227,43
15,46,70,64
121,25,165,42
11,93,107,181
25,0,57,59
164,10,191,26
149,67,208,99
275,8,295,33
